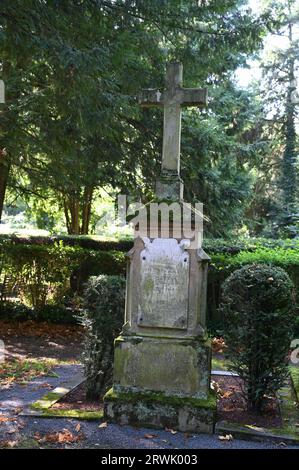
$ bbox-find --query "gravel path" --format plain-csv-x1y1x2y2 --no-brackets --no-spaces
0,364,298,449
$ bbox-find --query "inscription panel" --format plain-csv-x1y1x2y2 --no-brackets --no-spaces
138,238,190,329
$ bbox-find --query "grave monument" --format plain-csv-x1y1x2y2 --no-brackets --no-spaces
104,62,216,433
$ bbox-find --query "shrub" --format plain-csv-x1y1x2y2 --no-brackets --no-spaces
221,263,296,412
80,275,126,399
0,301,77,324
0,301,35,321
0,238,126,323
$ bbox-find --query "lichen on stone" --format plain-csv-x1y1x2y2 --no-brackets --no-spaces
104,387,216,410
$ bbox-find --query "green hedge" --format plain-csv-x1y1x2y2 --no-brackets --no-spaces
0,234,297,253
0,239,126,322
0,234,133,251
0,236,298,326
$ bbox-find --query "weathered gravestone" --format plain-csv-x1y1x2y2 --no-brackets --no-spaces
104,63,216,433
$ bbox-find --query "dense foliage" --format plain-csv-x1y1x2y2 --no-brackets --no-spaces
0,235,298,331
245,0,299,237
221,264,296,412
81,275,125,399
1,0,283,237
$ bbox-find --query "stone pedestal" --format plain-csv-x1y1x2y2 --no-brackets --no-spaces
155,171,184,201
104,236,216,433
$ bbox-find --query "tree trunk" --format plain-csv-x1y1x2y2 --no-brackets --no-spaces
280,13,297,235
81,186,94,235
63,187,94,235
63,197,80,235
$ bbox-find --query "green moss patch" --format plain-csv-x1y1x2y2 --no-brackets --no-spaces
104,387,216,410
37,408,104,420
31,390,69,410
28,377,104,420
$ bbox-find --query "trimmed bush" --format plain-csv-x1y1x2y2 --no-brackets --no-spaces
0,233,133,251
221,264,296,412
80,275,126,399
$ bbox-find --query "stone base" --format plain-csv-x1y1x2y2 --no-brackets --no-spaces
104,388,216,434
113,335,212,399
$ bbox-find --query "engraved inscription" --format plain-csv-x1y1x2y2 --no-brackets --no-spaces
138,238,190,329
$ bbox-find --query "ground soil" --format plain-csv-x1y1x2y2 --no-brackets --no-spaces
0,319,84,362
52,381,103,412
214,374,282,428
52,375,282,429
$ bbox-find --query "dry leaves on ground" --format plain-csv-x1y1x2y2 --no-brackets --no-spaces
0,440,18,448
0,357,53,387
0,319,84,340
212,337,226,354
211,380,223,396
0,417,17,423
34,428,85,444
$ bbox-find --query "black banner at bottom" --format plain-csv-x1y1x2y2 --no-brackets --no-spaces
0,448,298,467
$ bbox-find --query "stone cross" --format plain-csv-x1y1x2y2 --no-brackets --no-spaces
139,62,207,175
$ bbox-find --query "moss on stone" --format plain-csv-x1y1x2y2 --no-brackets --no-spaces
104,387,216,410
30,391,65,409
38,408,104,420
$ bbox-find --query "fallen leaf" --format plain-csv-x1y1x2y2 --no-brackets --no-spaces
144,434,157,439
219,434,233,441
98,422,108,428
2,440,18,448
34,429,84,444
0,417,16,423
165,427,178,435
75,424,81,432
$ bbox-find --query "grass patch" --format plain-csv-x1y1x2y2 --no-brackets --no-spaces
0,357,59,387
38,408,104,420
212,355,228,371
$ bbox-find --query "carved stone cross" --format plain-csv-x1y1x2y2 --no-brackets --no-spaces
139,62,207,175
